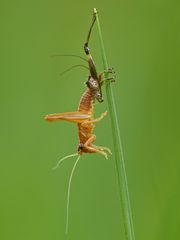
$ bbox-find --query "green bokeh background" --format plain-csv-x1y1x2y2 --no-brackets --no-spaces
0,0,179,239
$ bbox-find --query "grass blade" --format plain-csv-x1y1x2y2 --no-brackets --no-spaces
94,8,136,240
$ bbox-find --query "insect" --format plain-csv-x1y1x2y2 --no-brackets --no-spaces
45,10,113,234
45,89,111,158
45,84,111,234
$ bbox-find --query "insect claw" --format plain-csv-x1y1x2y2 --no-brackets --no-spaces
105,148,112,155
104,152,108,159
98,147,112,156
104,67,115,74
107,67,113,73
93,8,98,14
101,110,108,119
110,77,116,82
104,76,115,83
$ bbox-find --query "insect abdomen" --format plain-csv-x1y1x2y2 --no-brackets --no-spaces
78,89,93,114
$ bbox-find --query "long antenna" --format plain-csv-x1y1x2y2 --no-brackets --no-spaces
51,54,87,62
59,64,89,76
52,153,78,170
66,154,81,234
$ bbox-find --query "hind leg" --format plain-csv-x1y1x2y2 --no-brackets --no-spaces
85,145,108,159
82,135,107,158
83,135,110,159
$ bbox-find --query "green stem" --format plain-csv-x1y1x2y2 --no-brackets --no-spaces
94,8,135,240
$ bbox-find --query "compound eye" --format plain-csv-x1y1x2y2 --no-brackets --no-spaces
78,143,84,150
95,92,103,102
92,81,98,88
95,92,101,98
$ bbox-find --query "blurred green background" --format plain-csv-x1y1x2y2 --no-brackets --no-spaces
0,0,179,239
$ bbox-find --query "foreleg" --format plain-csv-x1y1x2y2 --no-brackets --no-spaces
81,111,107,126
98,68,115,86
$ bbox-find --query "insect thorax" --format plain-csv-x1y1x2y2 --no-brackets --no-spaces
86,76,103,102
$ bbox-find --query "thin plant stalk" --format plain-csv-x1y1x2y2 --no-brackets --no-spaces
94,8,135,240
